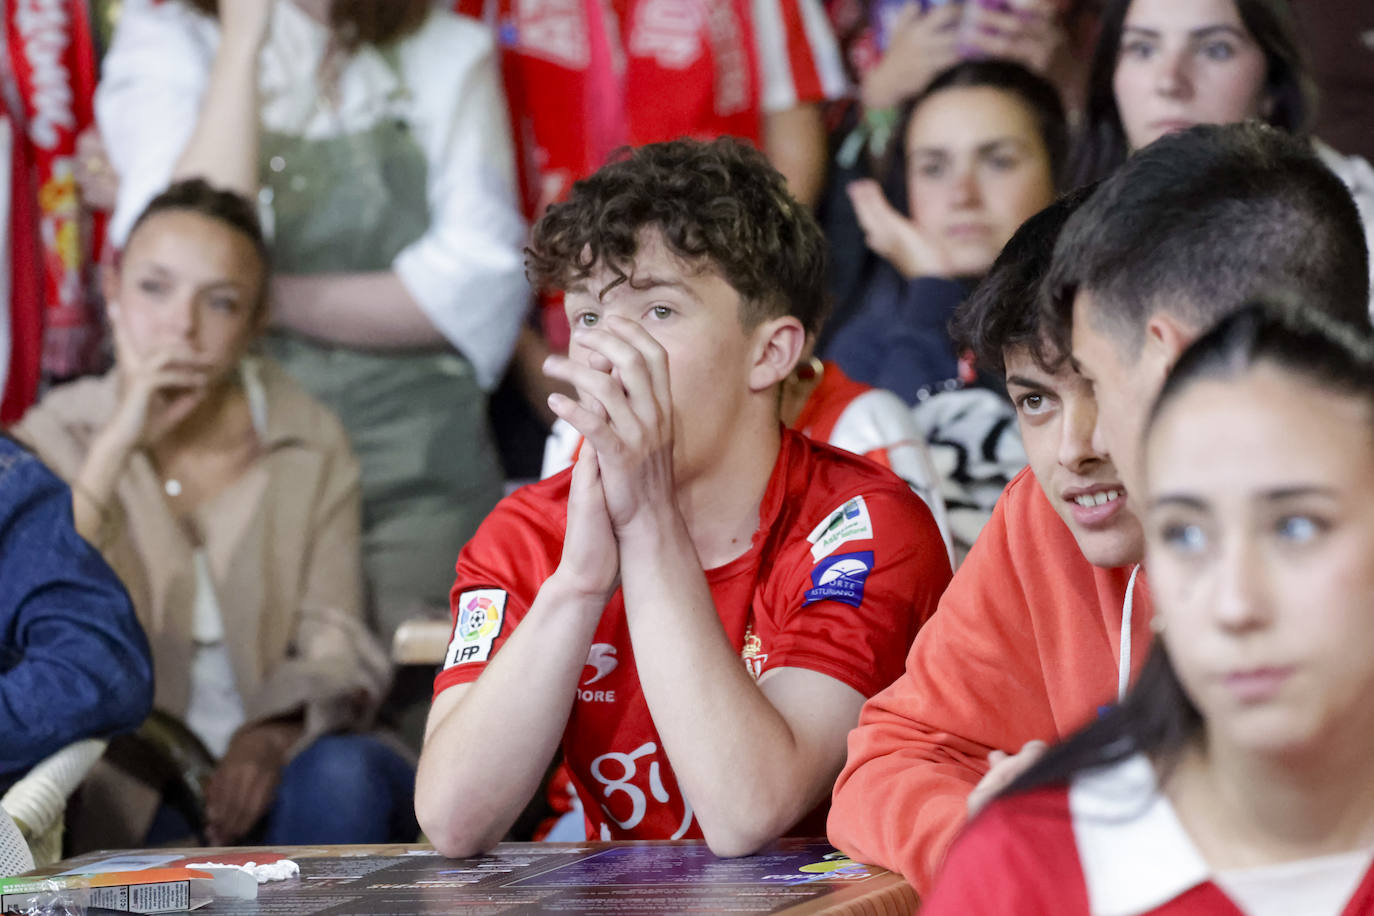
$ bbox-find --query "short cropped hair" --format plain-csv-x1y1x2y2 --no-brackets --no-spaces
950,184,1097,376
1046,122,1371,359
1068,0,1315,186
526,138,829,336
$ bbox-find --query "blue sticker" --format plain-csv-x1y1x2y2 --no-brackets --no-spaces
804,551,874,608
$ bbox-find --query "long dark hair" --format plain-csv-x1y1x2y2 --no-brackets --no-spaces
881,59,1069,217
1003,301,1374,799
1067,0,1316,187
180,0,431,51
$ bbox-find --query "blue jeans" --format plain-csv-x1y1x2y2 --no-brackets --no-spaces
261,734,417,845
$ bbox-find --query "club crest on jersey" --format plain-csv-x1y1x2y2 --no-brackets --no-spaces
804,551,874,609
444,589,507,669
806,496,874,561
741,626,768,680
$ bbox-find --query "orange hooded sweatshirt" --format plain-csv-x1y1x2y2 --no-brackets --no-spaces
827,467,1154,896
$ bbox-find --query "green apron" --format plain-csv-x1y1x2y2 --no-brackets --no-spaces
258,52,503,642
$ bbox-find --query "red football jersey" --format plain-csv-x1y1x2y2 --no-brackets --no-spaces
923,774,1374,915
453,0,847,218
434,429,950,840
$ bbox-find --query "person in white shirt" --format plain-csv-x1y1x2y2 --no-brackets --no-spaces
95,0,529,643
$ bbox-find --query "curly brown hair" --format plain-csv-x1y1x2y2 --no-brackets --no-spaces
179,0,430,51
526,138,829,336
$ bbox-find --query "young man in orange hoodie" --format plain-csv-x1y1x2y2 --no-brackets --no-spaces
827,123,1372,896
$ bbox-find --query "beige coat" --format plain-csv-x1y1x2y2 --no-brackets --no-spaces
12,360,390,748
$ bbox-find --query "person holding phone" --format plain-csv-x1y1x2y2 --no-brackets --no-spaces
855,0,1091,114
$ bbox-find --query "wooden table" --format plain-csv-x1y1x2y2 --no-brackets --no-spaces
44,839,915,914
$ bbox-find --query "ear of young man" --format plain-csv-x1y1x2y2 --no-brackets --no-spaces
1142,310,1198,380
748,316,808,394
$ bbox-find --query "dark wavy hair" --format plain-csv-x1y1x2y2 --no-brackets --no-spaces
1004,301,1374,800
124,178,271,311
526,137,829,336
179,0,431,50
880,59,1069,217
1067,0,1315,187
950,184,1097,377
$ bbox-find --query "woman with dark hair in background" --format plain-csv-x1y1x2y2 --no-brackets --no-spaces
94,0,528,661
1068,0,1373,311
923,303,1374,914
14,180,411,849
819,59,1065,555
823,58,1066,403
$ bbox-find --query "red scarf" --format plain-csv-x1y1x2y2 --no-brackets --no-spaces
4,0,102,416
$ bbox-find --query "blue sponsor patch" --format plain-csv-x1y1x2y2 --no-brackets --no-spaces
803,551,874,609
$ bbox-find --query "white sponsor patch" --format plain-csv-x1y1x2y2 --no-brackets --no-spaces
583,643,618,686
443,589,507,669
806,496,875,561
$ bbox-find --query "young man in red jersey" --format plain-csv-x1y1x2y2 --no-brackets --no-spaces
415,138,951,858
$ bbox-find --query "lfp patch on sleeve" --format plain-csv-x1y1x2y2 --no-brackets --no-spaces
806,496,874,561
444,589,507,669
803,551,874,609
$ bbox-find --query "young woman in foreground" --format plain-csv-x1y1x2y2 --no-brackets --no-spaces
923,303,1374,914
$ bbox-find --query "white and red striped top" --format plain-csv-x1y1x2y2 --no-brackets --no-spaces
453,0,848,218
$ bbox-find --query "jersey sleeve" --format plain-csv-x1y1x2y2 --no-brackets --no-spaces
763,481,951,699
751,0,850,112
431,494,552,697
826,472,1061,897
829,387,955,565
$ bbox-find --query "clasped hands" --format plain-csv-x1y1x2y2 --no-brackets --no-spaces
543,317,677,599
